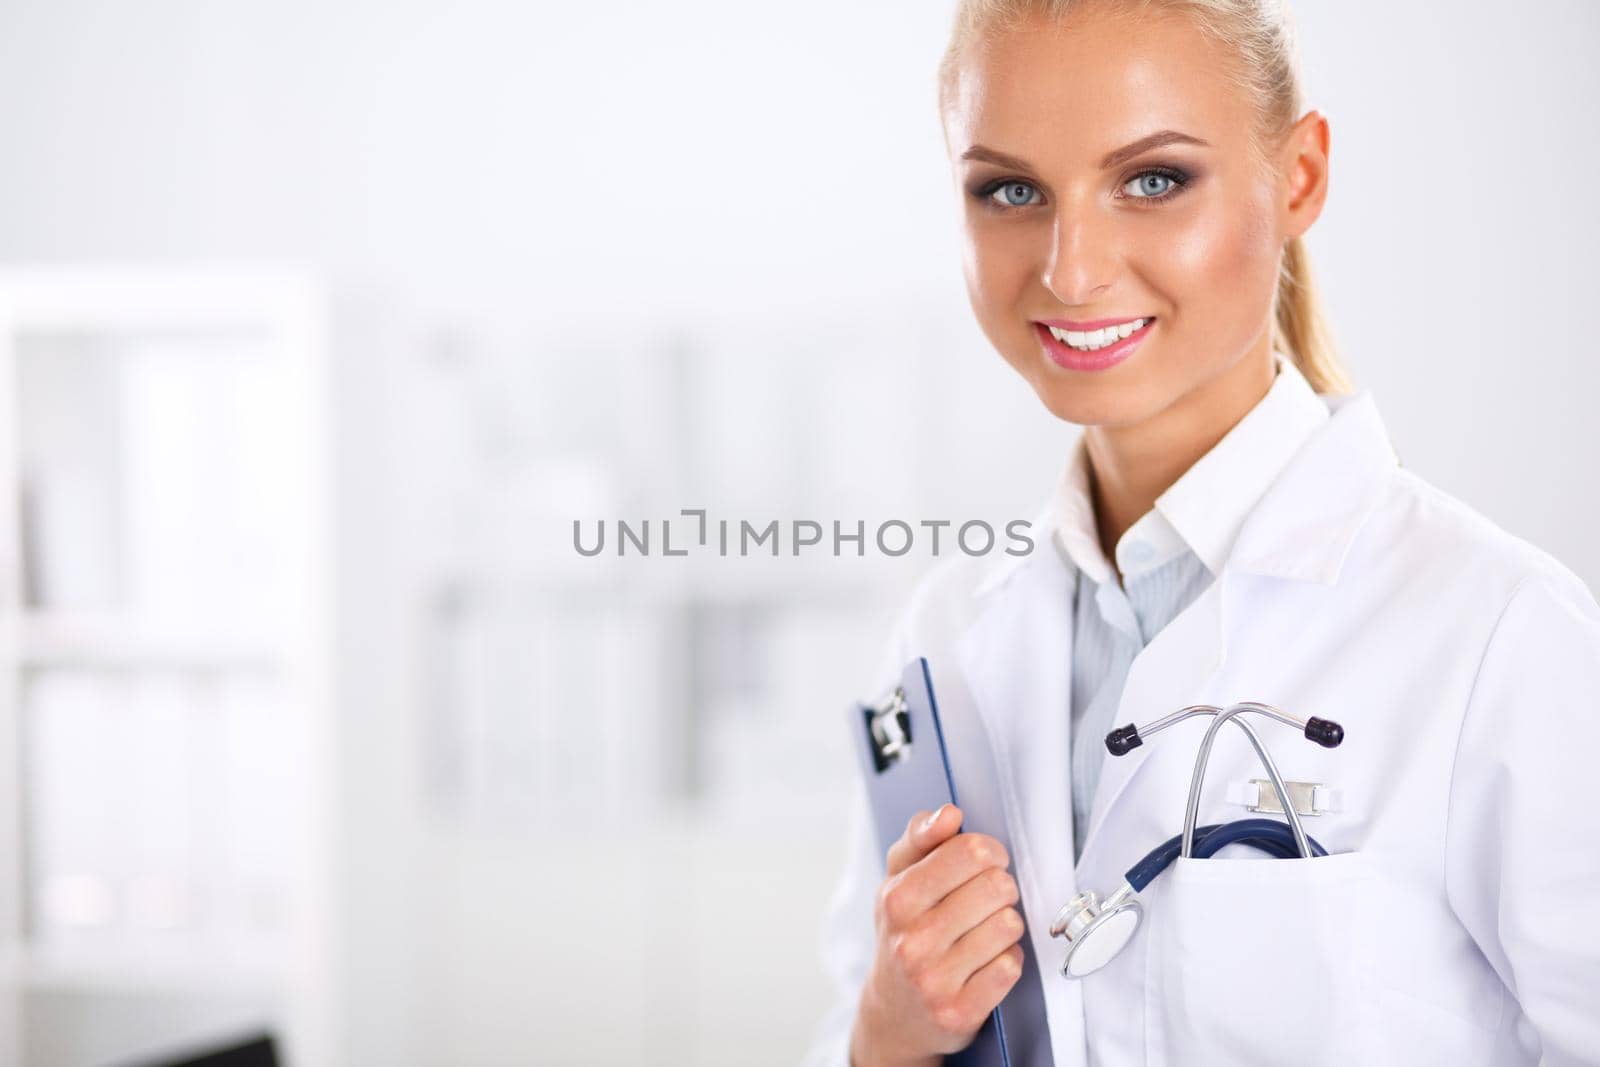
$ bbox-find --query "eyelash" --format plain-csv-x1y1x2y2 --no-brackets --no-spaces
972,165,1192,212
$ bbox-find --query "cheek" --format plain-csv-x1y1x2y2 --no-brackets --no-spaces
1152,195,1280,324
960,225,1041,375
962,221,1033,323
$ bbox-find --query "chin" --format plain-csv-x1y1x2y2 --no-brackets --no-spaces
1028,378,1141,429
1004,346,1142,428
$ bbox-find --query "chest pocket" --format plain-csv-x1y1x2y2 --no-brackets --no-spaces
1141,849,1378,1066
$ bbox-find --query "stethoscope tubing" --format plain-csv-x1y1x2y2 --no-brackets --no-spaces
1125,818,1329,892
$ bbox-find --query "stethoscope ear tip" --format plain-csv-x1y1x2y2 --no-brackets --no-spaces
1304,716,1344,748
1105,723,1142,757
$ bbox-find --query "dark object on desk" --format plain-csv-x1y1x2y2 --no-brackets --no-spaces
118,1032,279,1067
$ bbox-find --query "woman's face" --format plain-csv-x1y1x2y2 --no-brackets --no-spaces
942,5,1327,430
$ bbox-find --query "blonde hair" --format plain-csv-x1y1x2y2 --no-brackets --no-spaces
937,0,1355,395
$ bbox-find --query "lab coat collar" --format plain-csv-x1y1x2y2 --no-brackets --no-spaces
1225,386,1400,584
1148,351,1330,579
1052,350,1330,586
972,374,1399,601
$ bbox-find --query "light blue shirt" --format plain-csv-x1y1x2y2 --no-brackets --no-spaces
1048,351,1332,859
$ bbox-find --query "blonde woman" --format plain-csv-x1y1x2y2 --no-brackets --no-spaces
806,2,1600,1065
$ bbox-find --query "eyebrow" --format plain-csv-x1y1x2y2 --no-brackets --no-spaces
960,129,1211,172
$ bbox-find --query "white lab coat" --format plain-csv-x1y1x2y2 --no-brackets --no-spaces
806,388,1600,1067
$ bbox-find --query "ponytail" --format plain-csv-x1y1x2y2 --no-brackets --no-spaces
1274,233,1354,395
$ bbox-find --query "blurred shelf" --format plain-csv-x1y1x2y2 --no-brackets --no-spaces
13,611,285,671
0,943,286,995
0,266,335,1067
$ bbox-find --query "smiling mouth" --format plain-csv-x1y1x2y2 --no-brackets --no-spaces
1041,317,1155,352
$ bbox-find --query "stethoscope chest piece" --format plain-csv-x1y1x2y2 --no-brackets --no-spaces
1050,886,1142,978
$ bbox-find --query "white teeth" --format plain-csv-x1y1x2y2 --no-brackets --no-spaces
1047,318,1148,351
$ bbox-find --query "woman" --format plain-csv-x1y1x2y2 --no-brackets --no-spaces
806,2,1600,1065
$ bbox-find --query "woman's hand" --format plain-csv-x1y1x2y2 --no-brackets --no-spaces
848,803,1026,1067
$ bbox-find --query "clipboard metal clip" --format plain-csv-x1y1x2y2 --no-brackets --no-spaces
863,684,913,773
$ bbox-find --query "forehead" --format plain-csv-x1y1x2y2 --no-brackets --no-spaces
945,7,1250,161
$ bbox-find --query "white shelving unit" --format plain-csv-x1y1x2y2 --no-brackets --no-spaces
0,268,336,1067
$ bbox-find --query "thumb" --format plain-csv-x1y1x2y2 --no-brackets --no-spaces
886,802,963,875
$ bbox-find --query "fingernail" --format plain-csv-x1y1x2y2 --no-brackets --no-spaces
922,804,949,832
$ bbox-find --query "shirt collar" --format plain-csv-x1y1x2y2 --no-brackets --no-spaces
1050,350,1330,585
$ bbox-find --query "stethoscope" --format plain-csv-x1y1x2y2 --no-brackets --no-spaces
1048,701,1346,979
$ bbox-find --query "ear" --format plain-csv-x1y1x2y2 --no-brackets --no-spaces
1280,109,1330,240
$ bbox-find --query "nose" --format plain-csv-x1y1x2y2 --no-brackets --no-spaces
1040,200,1119,306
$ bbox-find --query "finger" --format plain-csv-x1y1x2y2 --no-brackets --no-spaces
920,866,1020,956
885,803,962,876
944,905,1026,984
954,943,1025,1022
890,831,1010,919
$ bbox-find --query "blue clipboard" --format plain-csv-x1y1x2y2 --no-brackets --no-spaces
850,657,1017,1067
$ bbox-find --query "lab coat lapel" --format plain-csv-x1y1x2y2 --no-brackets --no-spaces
957,536,1086,1061
958,543,1078,910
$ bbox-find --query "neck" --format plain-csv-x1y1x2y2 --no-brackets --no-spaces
1083,337,1278,570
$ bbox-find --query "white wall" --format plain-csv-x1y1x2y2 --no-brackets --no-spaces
1290,1,1600,579
0,2,1595,1064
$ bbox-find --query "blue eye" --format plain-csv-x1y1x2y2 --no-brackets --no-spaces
987,181,1040,208
1122,168,1189,201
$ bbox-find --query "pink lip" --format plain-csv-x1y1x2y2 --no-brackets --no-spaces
1034,317,1155,372
1038,315,1152,331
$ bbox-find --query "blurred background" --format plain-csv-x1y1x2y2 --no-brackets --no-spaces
0,1,1594,1064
